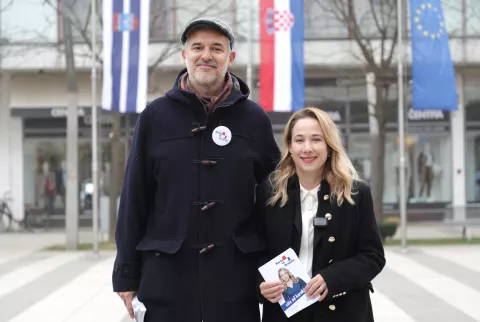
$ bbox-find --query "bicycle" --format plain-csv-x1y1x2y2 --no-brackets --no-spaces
0,192,49,233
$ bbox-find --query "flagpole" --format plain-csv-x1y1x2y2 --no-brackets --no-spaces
246,0,253,91
397,0,407,251
91,0,100,256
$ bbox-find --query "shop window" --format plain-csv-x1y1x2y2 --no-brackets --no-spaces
348,135,372,182
24,140,67,214
23,139,127,215
465,74,480,202
473,136,480,202
348,133,452,204
385,134,452,204
466,131,480,202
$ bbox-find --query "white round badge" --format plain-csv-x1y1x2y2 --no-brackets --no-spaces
212,126,232,146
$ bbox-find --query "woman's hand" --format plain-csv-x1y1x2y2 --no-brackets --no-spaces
305,274,328,301
260,281,285,303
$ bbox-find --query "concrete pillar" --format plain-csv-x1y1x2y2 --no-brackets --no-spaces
0,72,23,227
10,117,24,223
0,73,12,204
451,74,466,223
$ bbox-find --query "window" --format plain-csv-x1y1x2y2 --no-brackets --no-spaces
234,0,257,41
0,0,57,43
59,0,177,43
441,0,463,36
23,138,128,213
384,133,452,204
304,0,349,39
353,0,397,39
304,0,397,39
60,0,102,43
465,74,480,202
150,0,175,41
466,0,480,35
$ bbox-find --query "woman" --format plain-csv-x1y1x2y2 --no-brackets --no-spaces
278,268,307,303
258,107,385,322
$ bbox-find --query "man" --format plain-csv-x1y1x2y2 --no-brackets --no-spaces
113,17,280,322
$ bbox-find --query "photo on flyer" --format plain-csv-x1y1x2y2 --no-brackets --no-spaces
258,248,320,318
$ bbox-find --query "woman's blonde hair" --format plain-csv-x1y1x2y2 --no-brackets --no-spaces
278,268,299,289
268,107,360,207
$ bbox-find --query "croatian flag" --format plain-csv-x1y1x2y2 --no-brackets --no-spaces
102,0,151,113
259,0,305,112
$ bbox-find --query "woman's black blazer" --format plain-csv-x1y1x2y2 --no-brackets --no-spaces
259,176,386,322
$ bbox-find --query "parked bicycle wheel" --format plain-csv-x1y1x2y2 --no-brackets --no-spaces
0,211,12,232
25,209,48,232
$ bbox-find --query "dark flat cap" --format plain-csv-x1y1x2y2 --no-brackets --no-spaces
180,16,235,49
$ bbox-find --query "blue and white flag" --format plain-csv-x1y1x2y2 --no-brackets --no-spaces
102,0,150,113
410,0,458,111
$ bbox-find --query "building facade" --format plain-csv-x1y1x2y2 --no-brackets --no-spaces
0,0,479,223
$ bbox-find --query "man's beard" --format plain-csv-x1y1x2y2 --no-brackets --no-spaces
190,61,227,88
192,72,217,87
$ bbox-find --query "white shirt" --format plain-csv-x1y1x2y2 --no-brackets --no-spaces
299,183,320,277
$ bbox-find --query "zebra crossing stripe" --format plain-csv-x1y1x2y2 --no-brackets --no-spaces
0,253,83,298
420,246,480,274
1,247,479,322
0,251,34,265
371,289,417,322
66,272,126,322
386,250,480,321
8,255,116,322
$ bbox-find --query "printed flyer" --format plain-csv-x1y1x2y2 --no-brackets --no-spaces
258,248,320,318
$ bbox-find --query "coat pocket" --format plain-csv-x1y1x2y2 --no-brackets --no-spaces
136,237,184,254
232,234,266,253
136,238,185,305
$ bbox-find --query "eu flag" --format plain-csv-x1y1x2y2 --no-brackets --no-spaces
410,0,458,111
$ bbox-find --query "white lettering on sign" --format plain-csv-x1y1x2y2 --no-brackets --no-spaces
83,114,113,125
50,108,86,118
408,109,445,121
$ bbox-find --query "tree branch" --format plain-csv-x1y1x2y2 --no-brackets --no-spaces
42,0,101,64
382,1,398,69
337,0,378,69
0,0,14,12
34,0,238,90
313,0,377,67
369,0,387,38
368,0,387,64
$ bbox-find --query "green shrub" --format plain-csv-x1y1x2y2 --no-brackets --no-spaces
378,221,398,242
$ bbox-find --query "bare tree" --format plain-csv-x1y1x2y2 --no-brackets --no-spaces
42,0,236,241
0,0,16,57
312,0,399,221
43,0,236,91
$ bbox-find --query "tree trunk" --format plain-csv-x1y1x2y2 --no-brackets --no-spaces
370,82,388,223
108,111,121,242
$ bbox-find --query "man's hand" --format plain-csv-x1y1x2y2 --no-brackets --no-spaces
118,291,137,319
260,281,285,303
305,274,328,301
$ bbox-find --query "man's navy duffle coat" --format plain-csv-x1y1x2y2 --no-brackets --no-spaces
113,69,280,322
